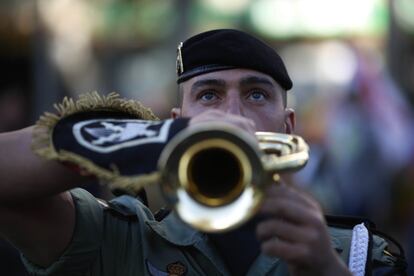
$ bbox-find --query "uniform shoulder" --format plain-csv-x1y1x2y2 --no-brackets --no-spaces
326,215,408,275
96,192,154,222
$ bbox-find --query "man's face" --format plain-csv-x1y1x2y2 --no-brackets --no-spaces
173,68,295,133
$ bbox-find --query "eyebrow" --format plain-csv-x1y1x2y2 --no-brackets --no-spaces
240,75,275,88
190,75,276,96
191,79,226,95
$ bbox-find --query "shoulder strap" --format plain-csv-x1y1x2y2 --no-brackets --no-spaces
97,197,139,221
371,228,406,258
111,188,149,207
370,229,408,276
154,207,171,222
325,215,376,229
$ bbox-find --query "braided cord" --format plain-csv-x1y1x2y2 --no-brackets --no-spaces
348,223,369,276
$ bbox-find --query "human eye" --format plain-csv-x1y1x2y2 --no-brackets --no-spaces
198,90,219,103
247,90,267,102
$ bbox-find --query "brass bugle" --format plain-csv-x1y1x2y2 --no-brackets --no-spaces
158,124,309,233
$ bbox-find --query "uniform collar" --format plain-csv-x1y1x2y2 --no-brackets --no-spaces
146,211,203,246
147,211,343,275
147,211,232,275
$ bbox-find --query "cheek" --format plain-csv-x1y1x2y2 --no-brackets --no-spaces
181,98,205,118
180,95,194,117
248,109,285,132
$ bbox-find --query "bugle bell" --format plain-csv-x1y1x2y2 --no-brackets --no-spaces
158,124,309,233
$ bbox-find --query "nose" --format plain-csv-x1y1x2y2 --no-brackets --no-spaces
224,90,244,116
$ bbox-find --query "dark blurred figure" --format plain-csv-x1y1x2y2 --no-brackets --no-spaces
0,88,28,132
0,70,31,276
389,157,414,276
0,241,29,276
0,57,32,276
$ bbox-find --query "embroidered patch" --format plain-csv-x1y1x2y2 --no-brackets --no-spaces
167,261,187,276
146,260,187,276
72,118,173,153
146,260,168,276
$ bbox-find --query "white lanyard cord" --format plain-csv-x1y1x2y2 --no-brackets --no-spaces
348,223,369,276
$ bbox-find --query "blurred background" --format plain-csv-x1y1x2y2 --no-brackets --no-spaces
0,0,413,275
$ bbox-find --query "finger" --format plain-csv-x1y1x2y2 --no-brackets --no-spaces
259,197,325,227
261,237,310,265
256,218,316,244
224,113,256,134
264,184,321,211
190,110,257,135
256,219,311,243
265,184,318,209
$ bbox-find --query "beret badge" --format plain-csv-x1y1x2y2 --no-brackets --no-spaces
176,42,184,75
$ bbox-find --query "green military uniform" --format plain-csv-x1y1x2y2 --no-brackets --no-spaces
26,29,406,275
21,188,400,276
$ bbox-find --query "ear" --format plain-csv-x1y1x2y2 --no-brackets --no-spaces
171,107,181,119
284,108,295,134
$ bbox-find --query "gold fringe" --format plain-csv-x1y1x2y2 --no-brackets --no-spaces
32,92,161,196
54,150,161,196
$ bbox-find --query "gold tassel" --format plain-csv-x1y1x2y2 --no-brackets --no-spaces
32,92,160,196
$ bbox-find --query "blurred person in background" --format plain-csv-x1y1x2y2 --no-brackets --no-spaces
0,29,407,275
0,90,29,276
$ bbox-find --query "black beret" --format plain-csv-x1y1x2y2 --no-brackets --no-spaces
176,29,292,90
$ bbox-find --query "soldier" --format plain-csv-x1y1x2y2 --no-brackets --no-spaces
0,29,406,275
